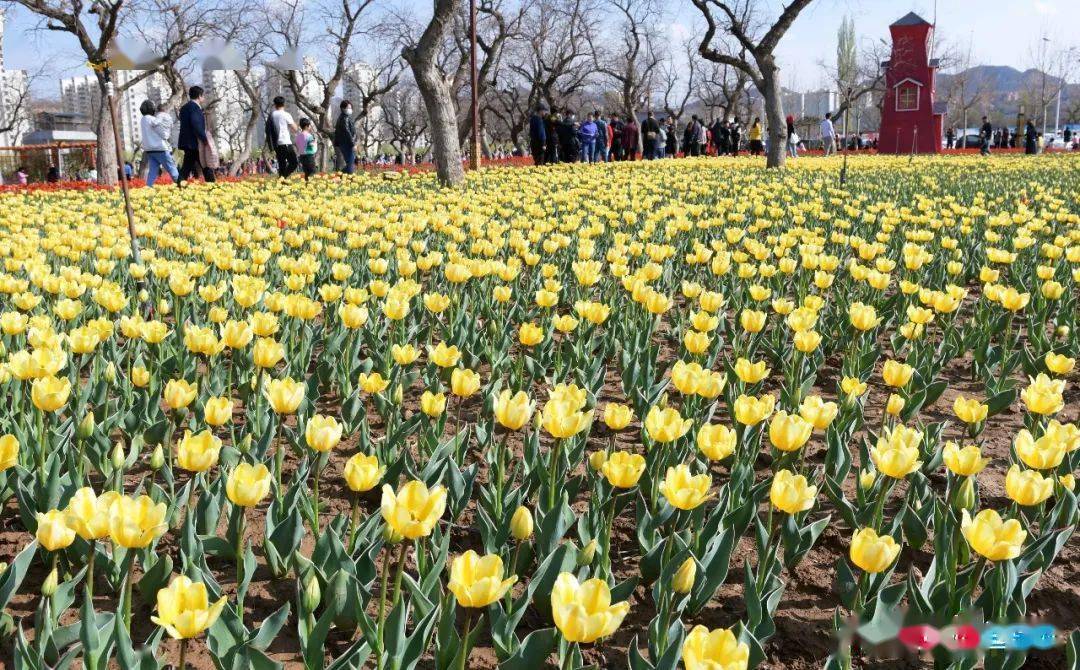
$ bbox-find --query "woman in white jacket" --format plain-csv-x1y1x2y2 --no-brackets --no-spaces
140,100,179,187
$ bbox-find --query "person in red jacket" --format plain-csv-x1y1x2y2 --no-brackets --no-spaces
621,116,640,161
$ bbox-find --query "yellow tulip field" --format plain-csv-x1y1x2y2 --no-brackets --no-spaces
0,154,1078,669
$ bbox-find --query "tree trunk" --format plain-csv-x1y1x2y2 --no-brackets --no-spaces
230,111,260,177
94,75,120,186
759,66,787,169
409,64,464,186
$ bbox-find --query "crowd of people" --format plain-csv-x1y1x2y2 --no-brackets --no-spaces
526,106,880,165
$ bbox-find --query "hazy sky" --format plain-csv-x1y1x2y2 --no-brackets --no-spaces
1,0,1075,97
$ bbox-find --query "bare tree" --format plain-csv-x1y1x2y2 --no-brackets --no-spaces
508,0,598,112
1023,38,1077,136
690,0,814,168
264,0,393,169
402,0,464,186
447,0,527,151
381,76,429,163
343,55,404,157
0,64,46,142
937,39,991,147
205,1,267,174
699,57,749,121
588,0,664,120
5,0,218,184
660,36,702,124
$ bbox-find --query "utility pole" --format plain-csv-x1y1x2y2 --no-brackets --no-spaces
1040,36,1050,138
469,0,481,170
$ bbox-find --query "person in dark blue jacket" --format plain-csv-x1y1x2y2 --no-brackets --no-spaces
177,85,215,183
529,106,547,166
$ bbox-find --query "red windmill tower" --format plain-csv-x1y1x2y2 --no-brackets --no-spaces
878,12,946,154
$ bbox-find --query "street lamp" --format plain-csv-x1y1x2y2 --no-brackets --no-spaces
1040,36,1049,138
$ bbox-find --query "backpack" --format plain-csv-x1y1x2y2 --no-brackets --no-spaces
264,113,279,151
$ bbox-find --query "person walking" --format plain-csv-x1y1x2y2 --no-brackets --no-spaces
295,118,318,180
683,116,699,156
820,112,836,156
621,115,639,160
945,127,955,149
593,112,609,162
729,119,742,156
139,100,180,187
333,100,357,174
177,86,215,184
529,105,547,166
665,118,679,157
267,96,299,178
557,111,578,163
641,110,660,159
544,109,560,164
785,115,799,158
748,117,764,156
578,112,597,162
979,116,993,156
1024,120,1038,154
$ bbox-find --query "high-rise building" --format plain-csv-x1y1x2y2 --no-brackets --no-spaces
203,66,253,158
60,70,169,153
0,10,31,145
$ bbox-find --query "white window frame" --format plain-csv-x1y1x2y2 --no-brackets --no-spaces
893,77,923,112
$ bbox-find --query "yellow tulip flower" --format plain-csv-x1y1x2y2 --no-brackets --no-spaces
177,430,222,472
770,469,817,514
550,573,630,643
163,379,198,410
264,377,305,414
600,451,646,489
942,442,989,477
768,411,813,452
849,527,901,573
64,487,121,540
226,463,272,507
31,375,71,413
36,509,76,551
494,390,533,430
1021,374,1065,415
109,494,168,548
681,625,749,670
344,453,384,492
0,434,19,471
447,550,517,608
450,367,481,397
961,509,1026,561
305,414,343,452
696,423,736,461
658,464,712,510
643,406,692,443
151,575,226,639
380,480,446,539
1004,464,1054,506
203,396,234,427
732,393,775,426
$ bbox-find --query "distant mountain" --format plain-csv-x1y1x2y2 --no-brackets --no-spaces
937,65,1065,94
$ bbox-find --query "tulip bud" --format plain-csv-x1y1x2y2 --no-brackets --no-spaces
76,413,95,440
42,567,58,597
158,300,172,315
1056,326,1070,339
510,506,534,541
111,442,126,471
954,476,976,511
302,573,321,612
859,468,876,491
382,524,403,545
392,384,403,405
885,394,905,416
577,539,597,567
150,444,165,470
0,562,8,576
532,411,542,430
673,557,696,594
103,362,116,384
238,433,252,454
658,392,669,410
589,451,608,471
138,289,149,302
